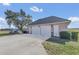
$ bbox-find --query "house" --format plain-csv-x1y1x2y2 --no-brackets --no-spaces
28,16,70,38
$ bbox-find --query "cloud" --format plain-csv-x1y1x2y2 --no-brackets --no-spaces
2,3,11,6
0,17,9,29
0,17,16,29
68,17,79,22
0,17,6,23
68,17,79,28
30,6,43,12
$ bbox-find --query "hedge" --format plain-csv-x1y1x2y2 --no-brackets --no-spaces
71,32,78,41
60,31,79,41
60,31,70,39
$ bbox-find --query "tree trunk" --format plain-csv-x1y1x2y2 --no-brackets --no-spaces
19,26,23,33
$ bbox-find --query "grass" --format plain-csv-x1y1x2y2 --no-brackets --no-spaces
0,31,9,34
43,39,79,55
0,31,9,36
0,31,11,36
68,28,79,32
43,28,79,55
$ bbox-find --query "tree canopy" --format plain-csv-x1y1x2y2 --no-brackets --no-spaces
5,9,32,32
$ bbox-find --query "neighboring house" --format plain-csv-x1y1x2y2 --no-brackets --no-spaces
28,16,70,38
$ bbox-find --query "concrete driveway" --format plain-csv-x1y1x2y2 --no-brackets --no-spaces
0,34,47,55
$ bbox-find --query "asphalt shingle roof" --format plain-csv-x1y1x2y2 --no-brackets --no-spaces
29,16,70,25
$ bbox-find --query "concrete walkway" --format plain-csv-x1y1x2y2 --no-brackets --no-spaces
0,34,47,55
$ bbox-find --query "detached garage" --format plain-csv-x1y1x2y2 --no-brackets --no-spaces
28,16,70,38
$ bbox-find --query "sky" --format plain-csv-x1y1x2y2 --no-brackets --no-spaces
0,3,79,28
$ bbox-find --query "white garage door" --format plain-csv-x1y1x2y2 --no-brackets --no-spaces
32,25,51,38
53,25,59,37
32,26,40,35
41,25,51,38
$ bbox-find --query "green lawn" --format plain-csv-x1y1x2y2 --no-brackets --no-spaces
43,28,79,55
0,31,9,34
68,28,79,32
43,40,79,55
0,31,10,36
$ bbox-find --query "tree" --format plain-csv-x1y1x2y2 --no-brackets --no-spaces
5,10,14,28
5,9,32,33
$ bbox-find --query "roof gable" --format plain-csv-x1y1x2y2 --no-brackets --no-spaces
29,16,70,25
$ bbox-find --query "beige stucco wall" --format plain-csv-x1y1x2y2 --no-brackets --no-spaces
52,22,69,32
58,22,69,32
28,22,70,37
50,22,70,31
50,22,70,37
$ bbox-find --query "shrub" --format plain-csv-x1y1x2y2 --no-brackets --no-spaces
60,31,79,41
60,31,70,39
71,32,78,41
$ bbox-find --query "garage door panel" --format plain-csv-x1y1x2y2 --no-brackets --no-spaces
41,25,51,38
32,25,51,38
32,26,40,35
